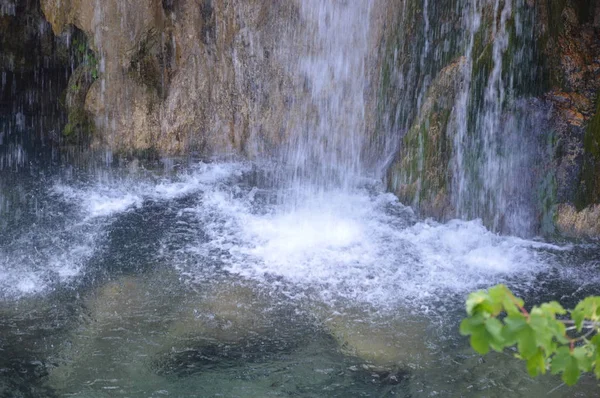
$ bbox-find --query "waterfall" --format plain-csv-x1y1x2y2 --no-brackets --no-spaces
279,0,373,196
384,0,550,236
452,0,548,235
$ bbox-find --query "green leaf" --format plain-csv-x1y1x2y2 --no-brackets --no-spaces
550,347,583,386
470,325,491,355
502,314,527,345
551,346,571,375
593,341,600,379
488,284,510,314
466,291,491,316
461,286,600,386
548,319,569,344
460,313,485,336
540,301,566,316
517,326,538,360
485,317,504,342
572,310,585,333
572,297,600,332
459,318,473,336
526,350,546,377
573,346,593,372
563,356,581,386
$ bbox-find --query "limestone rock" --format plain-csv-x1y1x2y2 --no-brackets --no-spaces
169,280,278,345
540,1,600,225
38,0,306,158
556,203,600,238
320,306,432,370
46,272,296,392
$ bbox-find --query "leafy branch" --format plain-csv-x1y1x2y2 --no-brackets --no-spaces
460,284,600,386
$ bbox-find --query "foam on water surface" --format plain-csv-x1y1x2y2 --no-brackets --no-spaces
153,164,568,310
0,161,586,309
51,162,246,219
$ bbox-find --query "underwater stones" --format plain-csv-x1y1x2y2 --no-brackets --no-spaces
46,271,183,391
169,280,280,345
83,274,175,322
320,308,432,370
47,272,300,392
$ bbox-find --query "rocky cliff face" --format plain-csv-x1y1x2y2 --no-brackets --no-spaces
2,0,599,237
380,0,600,238
40,0,305,157
541,1,600,238
39,0,398,163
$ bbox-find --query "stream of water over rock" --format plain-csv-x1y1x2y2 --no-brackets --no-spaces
0,0,599,397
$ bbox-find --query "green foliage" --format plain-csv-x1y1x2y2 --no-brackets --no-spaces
461,285,600,386
72,35,99,82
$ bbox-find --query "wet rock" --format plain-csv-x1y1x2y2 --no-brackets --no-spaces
556,203,600,238
386,57,466,221
45,269,188,391
169,280,279,345
540,1,600,230
46,272,301,392
38,0,306,158
317,305,432,371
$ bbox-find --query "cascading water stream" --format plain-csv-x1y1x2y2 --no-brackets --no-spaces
452,0,547,236
385,0,550,236
280,0,372,197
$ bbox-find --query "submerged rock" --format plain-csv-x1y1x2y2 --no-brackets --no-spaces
169,280,279,345
46,271,303,392
46,270,182,391
317,304,432,371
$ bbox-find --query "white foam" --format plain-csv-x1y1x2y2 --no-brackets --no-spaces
0,227,95,299
185,180,557,308
0,162,247,299
5,161,578,305
52,162,248,220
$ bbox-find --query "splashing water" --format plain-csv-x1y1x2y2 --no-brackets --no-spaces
24,162,566,312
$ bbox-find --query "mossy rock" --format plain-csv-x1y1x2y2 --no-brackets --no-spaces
387,57,465,219
576,91,600,208
62,39,98,143
556,203,600,238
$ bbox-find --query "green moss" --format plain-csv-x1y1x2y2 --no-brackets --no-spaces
547,0,569,39
63,106,94,142
575,92,600,209
584,93,600,158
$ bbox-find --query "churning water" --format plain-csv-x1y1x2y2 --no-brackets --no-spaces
0,161,599,396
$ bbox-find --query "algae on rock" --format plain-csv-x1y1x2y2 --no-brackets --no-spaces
387,58,466,220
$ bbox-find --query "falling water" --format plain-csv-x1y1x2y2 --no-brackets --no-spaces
384,0,549,236
452,0,548,236
280,0,372,195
